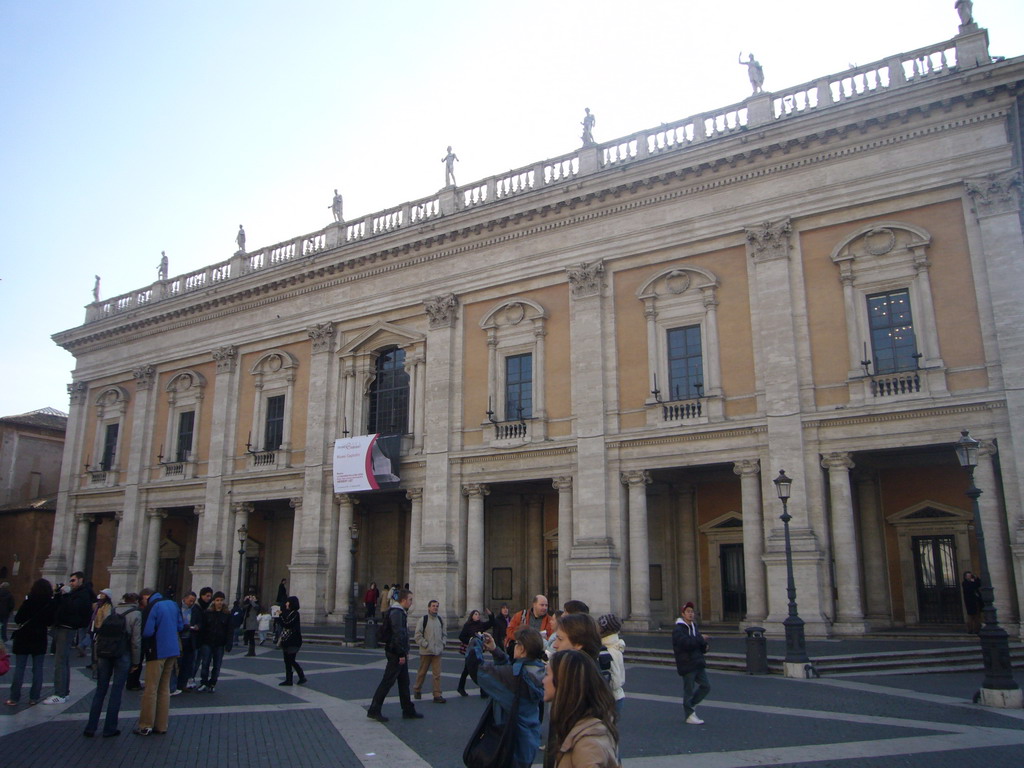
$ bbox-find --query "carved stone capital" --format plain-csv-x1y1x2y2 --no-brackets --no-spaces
147,508,168,520
232,502,254,516
552,476,573,492
566,260,605,298
193,504,205,517
115,511,124,523
307,322,336,354
732,459,761,477
978,440,998,460
821,451,855,471
212,345,238,374
462,483,490,499
745,218,793,263
67,381,88,405
79,513,97,525
406,488,423,503
289,497,303,511
965,170,1023,219
620,470,652,487
424,293,459,329
132,365,156,390
334,493,359,508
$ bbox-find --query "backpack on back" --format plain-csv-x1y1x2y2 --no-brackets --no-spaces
95,607,139,660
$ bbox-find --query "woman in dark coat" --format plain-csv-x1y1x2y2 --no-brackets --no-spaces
279,596,306,686
962,571,983,634
6,579,54,706
457,608,494,696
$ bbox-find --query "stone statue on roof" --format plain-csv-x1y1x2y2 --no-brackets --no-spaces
236,225,246,253
329,189,344,223
158,251,168,281
92,275,101,302
955,0,973,27
442,146,459,187
739,52,765,94
581,108,596,146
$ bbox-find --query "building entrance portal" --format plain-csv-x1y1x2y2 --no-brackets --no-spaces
720,542,746,620
912,534,962,624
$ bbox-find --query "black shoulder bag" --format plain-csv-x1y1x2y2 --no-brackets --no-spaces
463,667,525,768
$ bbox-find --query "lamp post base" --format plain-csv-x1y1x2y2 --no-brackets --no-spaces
977,687,1024,709
783,661,813,679
343,614,357,643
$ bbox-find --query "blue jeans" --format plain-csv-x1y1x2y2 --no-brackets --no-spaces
176,641,195,691
682,666,711,716
53,627,75,697
85,654,130,735
8,654,45,703
198,645,224,686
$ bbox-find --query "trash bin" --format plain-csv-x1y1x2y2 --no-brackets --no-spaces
364,618,378,649
745,626,768,675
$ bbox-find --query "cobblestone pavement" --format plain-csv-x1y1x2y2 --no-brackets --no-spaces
2,643,1022,767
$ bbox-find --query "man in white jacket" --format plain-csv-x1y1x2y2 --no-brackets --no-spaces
413,600,446,703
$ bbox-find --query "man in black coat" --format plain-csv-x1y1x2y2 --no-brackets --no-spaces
672,601,711,725
366,589,422,722
44,571,93,704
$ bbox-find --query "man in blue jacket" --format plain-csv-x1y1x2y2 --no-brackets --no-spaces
133,591,183,736
672,601,711,725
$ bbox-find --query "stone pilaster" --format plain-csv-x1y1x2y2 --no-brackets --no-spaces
407,488,424,595
142,509,167,589
73,514,95,574
856,475,891,626
332,495,358,615
463,484,490,615
43,382,89,585
553,477,574,606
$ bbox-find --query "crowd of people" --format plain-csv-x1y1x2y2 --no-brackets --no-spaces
2,572,304,740
2,572,716,765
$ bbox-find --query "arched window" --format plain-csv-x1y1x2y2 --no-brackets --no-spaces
367,347,409,435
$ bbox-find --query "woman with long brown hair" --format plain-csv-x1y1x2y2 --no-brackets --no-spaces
543,650,620,768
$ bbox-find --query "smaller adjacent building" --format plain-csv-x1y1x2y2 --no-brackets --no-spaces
0,408,67,600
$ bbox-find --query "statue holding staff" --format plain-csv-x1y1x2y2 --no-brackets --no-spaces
738,52,765,94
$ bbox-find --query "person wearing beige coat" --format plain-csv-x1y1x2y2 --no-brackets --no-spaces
551,717,620,767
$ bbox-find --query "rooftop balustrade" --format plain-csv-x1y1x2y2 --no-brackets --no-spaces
85,34,980,325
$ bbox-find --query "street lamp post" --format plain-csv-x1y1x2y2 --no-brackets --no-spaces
235,523,248,606
344,522,359,642
773,470,812,678
953,430,1022,709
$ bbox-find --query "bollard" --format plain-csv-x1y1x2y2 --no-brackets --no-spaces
363,618,378,649
745,626,769,674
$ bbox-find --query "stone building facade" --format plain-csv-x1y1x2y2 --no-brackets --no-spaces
46,22,1024,635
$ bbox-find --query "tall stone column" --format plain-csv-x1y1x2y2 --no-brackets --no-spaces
407,488,423,594
822,452,867,632
553,477,573,607
43,382,90,585
463,484,489,614
73,515,94,573
746,218,829,635
977,441,1014,622
143,509,166,589
964,171,1024,633
290,323,337,618
525,494,544,599
856,474,890,625
191,345,239,590
734,459,767,624
419,293,462,612
333,495,357,614
621,471,652,628
566,261,620,614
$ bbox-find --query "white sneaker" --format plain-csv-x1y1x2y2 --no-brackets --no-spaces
685,712,704,725
42,695,68,705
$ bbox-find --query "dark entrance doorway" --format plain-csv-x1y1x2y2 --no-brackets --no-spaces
720,543,746,620
912,535,962,623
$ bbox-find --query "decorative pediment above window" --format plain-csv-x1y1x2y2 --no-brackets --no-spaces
165,369,206,394
886,500,972,527
698,511,744,535
337,321,425,357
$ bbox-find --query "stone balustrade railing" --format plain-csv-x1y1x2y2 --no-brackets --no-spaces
85,35,979,324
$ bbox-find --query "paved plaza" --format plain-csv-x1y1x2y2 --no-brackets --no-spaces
2,640,1022,767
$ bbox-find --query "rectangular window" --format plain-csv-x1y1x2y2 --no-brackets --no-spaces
176,410,195,463
264,395,285,450
505,353,533,420
868,289,918,374
101,423,119,471
667,325,704,400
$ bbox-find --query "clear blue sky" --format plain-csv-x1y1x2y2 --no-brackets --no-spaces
1,1,1021,417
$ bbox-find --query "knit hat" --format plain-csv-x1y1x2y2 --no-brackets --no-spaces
100,588,115,601
597,613,622,637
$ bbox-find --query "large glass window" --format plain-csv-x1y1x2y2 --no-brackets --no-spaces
264,395,285,450
868,289,918,374
368,347,409,435
101,423,119,471
667,325,704,400
505,353,533,420
175,411,195,462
